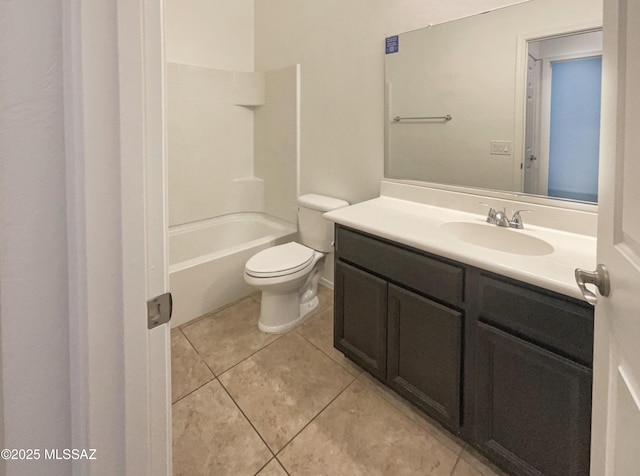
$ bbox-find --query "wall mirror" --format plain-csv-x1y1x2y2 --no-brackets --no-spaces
384,0,603,205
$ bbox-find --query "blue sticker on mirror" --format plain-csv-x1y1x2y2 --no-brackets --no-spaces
386,36,399,54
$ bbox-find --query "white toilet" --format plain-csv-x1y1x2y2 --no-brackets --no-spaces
244,194,349,333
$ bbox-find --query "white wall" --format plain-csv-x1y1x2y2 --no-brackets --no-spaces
166,0,257,226
255,65,300,224
167,64,263,225
0,1,72,474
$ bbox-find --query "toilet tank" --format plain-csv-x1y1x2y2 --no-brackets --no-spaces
297,194,349,252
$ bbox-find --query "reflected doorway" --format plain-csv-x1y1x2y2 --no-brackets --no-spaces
524,30,602,202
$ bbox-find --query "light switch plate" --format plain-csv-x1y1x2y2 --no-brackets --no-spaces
490,140,512,155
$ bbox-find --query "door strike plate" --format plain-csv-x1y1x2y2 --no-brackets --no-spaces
147,292,173,329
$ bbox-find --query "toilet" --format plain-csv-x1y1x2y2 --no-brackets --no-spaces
244,194,349,333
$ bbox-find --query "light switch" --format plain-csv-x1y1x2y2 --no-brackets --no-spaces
490,140,512,155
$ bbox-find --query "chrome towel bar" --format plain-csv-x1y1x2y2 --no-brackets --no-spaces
392,114,452,122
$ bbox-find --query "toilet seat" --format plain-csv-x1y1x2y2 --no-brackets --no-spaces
245,242,315,278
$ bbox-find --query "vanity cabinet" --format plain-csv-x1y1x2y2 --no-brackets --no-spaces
333,224,594,476
334,226,465,431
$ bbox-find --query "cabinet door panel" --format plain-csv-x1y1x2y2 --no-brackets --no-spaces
334,261,387,380
475,323,592,476
387,285,462,431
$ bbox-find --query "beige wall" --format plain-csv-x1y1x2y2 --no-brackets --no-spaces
166,0,254,70
255,0,538,206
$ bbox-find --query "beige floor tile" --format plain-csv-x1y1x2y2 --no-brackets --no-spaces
170,329,214,403
297,306,362,377
357,372,465,456
278,380,459,476
257,458,289,475
459,447,509,476
314,283,334,313
451,457,484,476
172,380,272,476
182,298,280,375
219,331,355,453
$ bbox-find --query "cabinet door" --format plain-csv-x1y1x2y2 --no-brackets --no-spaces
334,261,387,380
387,285,462,431
475,323,592,476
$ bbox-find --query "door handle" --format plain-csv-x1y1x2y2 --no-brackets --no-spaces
575,264,610,306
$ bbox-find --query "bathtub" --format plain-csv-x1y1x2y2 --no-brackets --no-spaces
169,213,297,327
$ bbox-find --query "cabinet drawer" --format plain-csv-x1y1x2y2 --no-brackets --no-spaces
478,274,594,366
336,226,464,306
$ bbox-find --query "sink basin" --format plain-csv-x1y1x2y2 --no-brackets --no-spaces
439,222,554,256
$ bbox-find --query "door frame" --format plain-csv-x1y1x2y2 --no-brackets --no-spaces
64,1,170,474
514,22,601,195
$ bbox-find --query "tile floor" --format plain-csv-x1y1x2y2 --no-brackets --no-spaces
171,285,509,476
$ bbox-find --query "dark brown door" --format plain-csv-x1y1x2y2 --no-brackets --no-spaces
387,285,462,431
475,322,592,476
334,261,387,380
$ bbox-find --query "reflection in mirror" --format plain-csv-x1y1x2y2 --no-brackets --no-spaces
384,0,603,204
524,31,602,202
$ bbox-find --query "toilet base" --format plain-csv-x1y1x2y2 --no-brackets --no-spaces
257,293,319,334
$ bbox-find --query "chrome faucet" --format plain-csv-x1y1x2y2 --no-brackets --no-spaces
480,203,531,229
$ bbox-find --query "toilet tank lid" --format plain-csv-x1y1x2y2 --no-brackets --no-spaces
297,194,349,212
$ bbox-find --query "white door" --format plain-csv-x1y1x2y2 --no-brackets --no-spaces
589,0,640,473
118,0,172,474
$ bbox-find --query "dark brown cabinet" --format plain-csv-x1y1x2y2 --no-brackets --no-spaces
334,261,387,380
333,224,594,476
475,274,593,476
475,323,592,476
387,285,462,430
334,226,464,432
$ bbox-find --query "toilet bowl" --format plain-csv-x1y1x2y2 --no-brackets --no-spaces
245,242,325,333
244,194,349,333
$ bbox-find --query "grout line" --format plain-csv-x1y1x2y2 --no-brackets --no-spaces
252,458,272,476
215,327,296,378
449,453,463,476
178,294,257,331
273,378,357,459
274,456,292,476
171,375,216,406
217,377,277,459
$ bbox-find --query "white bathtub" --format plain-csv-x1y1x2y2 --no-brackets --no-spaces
169,213,297,327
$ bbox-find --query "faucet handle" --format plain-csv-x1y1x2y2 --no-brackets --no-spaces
510,210,532,229
479,202,497,224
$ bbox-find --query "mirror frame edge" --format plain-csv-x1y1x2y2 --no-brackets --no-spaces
383,18,603,212
384,177,599,213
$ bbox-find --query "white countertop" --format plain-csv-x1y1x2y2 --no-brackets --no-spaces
324,196,597,302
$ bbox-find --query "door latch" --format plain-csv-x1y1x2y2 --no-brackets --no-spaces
147,292,173,329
